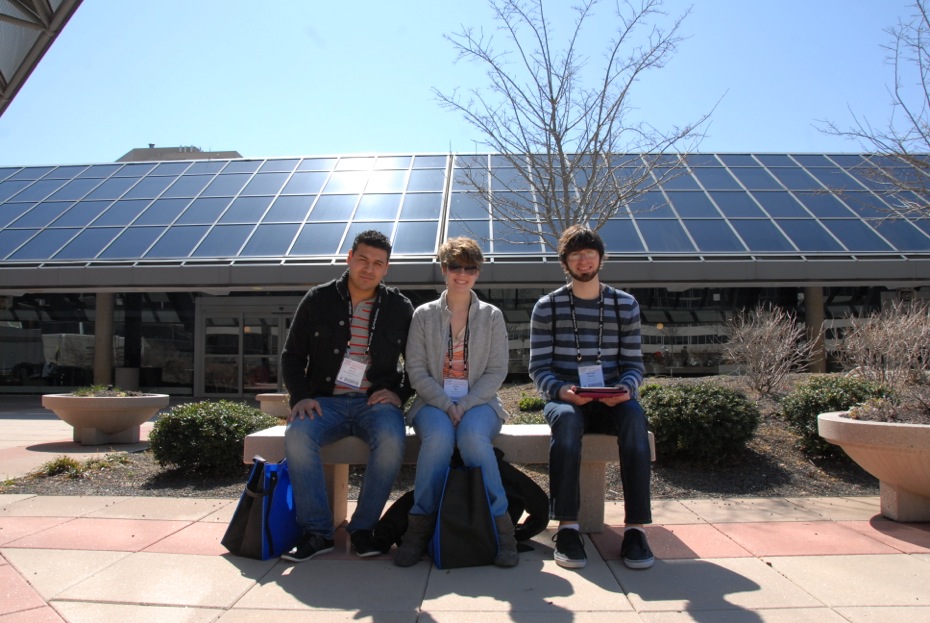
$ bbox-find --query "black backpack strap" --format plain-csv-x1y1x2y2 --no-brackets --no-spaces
262,470,278,552
549,285,568,344
495,448,549,542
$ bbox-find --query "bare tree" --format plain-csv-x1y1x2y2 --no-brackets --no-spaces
823,0,930,218
723,304,820,397
839,299,930,392
435,0,712,250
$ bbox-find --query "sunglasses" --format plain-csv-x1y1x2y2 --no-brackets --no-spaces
446,263,479,275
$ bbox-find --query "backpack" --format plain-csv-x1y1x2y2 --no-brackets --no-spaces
374,447,549,552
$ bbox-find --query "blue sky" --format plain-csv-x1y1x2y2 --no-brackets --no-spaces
0,0,918,166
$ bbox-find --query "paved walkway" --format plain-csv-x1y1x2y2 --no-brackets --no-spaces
0,395,188,482
2,396,929,622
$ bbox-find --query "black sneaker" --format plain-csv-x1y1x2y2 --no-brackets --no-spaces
351,529,390,558
553,528,587,569
620,529,655,569
281,532,334,562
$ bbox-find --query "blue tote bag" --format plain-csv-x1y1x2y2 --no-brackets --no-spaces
222,456,300,560
429,462,499,569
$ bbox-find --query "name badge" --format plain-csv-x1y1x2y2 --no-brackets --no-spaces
578,364,605,387
444,378,469,403
336,357,367,388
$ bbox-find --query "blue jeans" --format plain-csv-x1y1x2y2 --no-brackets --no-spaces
410,403,507,517
544,398,652,525
284,395,406,539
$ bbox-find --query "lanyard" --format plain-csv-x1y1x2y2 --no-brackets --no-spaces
447,314,470,374
568,286,604,365
346,292,381,356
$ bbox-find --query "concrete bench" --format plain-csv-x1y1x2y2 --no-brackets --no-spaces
244,417,655,533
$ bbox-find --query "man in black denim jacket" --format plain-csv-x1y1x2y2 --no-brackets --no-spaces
280,230,414,562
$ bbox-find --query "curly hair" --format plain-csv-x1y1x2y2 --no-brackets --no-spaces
557,224,605,265
351,229,393,258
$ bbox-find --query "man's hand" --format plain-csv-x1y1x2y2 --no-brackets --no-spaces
289,398,322,422
367,388,402,408
558,385,594,406
599,391,631,407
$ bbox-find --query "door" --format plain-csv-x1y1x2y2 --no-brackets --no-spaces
196,297,298,398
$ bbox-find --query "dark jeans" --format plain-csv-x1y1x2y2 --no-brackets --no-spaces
544,398,652,525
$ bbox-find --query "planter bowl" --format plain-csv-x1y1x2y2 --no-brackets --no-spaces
818,411,930,522
256,393,290,419
42,393,170,445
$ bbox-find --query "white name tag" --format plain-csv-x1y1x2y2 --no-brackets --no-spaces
578,364,605,387
444,378,469,403
336,357,367,388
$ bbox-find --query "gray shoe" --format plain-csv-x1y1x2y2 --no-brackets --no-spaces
494,513,519,567
394,513,436,567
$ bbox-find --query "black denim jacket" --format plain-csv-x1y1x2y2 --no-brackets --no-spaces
281,272,414,407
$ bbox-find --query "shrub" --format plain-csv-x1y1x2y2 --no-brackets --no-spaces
779,375,888,457
149,400,278,476
518,393,546,412
640,381,760,464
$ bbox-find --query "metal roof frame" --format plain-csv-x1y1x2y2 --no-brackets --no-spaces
0,0,82,118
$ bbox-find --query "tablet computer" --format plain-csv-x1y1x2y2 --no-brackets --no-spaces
575,386,629,398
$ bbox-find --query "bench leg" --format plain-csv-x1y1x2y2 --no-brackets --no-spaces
325,464,350,530
578,461,607,533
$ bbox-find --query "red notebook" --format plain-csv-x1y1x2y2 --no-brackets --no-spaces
575,386,629,398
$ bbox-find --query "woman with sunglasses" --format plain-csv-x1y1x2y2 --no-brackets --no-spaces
394,236,518,568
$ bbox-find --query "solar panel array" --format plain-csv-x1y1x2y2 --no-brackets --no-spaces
0,153,928,265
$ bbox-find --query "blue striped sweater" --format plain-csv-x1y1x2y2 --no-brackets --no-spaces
529,284,645,401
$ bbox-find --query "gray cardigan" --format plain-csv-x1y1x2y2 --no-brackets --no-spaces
404,289,510,424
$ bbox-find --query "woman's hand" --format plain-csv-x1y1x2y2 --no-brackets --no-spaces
446,403,465,426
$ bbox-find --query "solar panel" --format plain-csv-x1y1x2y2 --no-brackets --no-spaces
0,154,928,266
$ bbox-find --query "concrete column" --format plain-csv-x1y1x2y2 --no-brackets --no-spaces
804,286,826,373
93,292,114,385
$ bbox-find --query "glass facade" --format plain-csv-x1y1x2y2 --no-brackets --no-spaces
0,152,928,396
0,284,912,395
1,153,928,264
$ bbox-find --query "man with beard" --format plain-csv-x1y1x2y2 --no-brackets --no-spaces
528,225,654,571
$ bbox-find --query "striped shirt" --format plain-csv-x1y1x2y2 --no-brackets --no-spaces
528,284,645,401
334,298,373,395
443,328,468,380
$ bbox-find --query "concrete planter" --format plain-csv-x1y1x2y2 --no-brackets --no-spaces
42,393,170,445
256,393,290,419
818,411,930,522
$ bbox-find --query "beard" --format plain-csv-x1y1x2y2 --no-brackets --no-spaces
566,264,600,283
